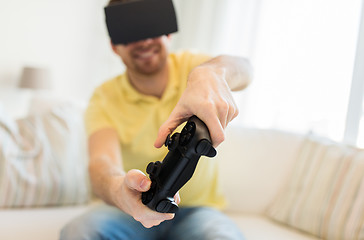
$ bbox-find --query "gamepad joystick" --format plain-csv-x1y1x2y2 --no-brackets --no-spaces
141,116,217,213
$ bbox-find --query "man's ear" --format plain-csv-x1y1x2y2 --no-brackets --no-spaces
110,40,118,54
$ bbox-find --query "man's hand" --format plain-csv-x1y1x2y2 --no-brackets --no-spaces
154,55,252,148
111,169,180,228
88,129,180,228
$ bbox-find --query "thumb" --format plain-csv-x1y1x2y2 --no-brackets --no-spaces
124,169,151,192
154,111,190,148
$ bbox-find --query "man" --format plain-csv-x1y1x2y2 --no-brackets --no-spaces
61,0,252,239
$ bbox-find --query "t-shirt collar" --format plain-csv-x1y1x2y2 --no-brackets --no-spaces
120,58,178,104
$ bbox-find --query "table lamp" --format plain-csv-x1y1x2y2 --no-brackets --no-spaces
19,66,51,90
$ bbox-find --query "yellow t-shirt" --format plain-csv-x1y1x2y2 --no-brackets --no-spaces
85,51,226,209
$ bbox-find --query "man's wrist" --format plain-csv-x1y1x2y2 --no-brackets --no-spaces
108,175,125,208
191,55,252,91
188,64,226,86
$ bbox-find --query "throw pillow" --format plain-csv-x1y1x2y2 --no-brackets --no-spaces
267,134,364,240
0,103,90,208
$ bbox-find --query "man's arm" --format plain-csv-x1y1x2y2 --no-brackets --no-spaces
88,128,176,228
154,55,252,148
198,55,252,91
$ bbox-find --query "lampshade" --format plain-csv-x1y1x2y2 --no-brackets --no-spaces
19,66,51,90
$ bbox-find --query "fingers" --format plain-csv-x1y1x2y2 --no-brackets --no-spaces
195,109,224,148
122,169,175,228
195,97,232,147
154,109,191,148
135,191,179,228
154,69,240,149
124,169,151,192
207,95,239,146
214,91,239,127
133,207,175,228
154,102,237,148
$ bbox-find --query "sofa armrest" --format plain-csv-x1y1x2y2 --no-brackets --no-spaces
217,124,304,214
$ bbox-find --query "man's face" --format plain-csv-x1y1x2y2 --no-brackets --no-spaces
112,35,170,75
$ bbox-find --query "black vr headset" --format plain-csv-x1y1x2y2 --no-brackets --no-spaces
104,0,178,45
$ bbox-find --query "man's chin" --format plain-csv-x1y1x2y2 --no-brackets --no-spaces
135,61,165,75
136,67,162,75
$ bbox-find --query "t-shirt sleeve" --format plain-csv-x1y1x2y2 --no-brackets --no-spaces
84,87,114,136
187,51,212,71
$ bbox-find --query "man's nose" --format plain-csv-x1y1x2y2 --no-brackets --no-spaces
140,38,154,46
133,37,155,47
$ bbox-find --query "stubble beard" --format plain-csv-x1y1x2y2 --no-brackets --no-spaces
131,44,167,75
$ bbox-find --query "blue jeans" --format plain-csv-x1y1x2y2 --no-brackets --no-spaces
60,204,245,240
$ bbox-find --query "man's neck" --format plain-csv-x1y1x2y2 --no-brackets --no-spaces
127,65,169,99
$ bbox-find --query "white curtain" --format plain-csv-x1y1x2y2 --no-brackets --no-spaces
171,0,363,144
170,0,261,126
2,0,362,145
345,0,364,146
247,0,362,141
171,0,261,57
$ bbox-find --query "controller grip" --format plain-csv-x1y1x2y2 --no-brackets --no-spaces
142,116,216,213
156,198,179,213
141,194,178,213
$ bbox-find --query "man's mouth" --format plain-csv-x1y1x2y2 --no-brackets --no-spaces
138,51,155,59
134,48,159,60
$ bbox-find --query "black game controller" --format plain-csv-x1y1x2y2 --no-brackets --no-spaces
141,116,217,213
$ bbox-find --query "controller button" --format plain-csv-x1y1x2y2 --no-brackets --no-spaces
185,133,192,142
186,123,194,132
164,134,172,147
165,133,180,151
146,161,162,177
196,139,217,157
146,162,155,174
156,199,178,213
180,132,192,146
167,201,179,213
182,122,195,134
181,127,187,134
180,134,186,145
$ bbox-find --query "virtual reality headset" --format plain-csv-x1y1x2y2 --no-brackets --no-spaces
104,0,178,45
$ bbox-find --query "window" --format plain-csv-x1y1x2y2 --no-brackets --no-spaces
345,2,364,147
173,0,363,145
245,0,364,144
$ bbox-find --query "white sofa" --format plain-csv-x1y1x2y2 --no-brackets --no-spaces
2,94,362,240
4,93,364,240
218,125,319,240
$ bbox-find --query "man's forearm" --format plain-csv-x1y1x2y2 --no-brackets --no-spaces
155,54,253,147
196,55,253,91
87,128,125,206
89,155,125,206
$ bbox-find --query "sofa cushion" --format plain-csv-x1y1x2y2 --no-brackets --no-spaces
0,102,90,208
267,135,364,240
226,212,320,240
0,202,97,240
218,125,303,214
